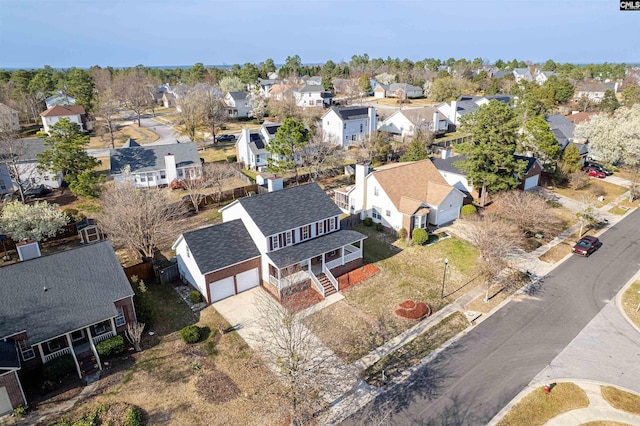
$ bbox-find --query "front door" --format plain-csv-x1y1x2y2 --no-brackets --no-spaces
311,256,322,274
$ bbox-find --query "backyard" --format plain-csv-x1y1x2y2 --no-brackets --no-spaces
306,225,480,363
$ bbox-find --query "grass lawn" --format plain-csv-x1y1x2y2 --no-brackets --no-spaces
48,283,288,425
306,225,479,363
609,205,630,215
198,141,237,163
88,122,159,149
361,312,468,386
620,280,640,330
601,386,640,415
497,382,589,426
553,179,629,207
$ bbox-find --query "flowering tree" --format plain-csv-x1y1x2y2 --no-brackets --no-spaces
0,201,68,242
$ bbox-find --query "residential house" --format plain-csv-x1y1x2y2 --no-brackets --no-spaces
574,82,619,103
0,242,136,412
0,138,64,195
513,67,533,83
267,82,295,101
545,114,589,157
257,78,277,97
321,106,377,148
235,122,282,170
437,95,514,126
534,70,556,85
294,84,331,108
490,70,512,79
565,111,598,125
40,105,90,133
173,182,367,303
377,107,448,138
514,155,544,190
109,141,202,188
334,160,465,234
44,91,75,109
224,91,250,118
162,92,176,108
0,103,20,131
374,83,423,99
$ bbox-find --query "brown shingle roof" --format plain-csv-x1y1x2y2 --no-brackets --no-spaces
40,105,86,117
371,160,456,214
566,111,598,125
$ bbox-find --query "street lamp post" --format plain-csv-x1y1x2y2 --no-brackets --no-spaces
441,258,449,299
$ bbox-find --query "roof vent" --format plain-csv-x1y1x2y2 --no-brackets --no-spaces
43,286,48,292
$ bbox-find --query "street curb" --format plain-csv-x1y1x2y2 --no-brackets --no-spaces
615,268,640,336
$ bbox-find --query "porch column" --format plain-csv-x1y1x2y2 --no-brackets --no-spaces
37,343,45,364
277,268,281,290
341,247,345,265
308,258,312,271
65,333,82,379
110,317,117,334
86,327,102,371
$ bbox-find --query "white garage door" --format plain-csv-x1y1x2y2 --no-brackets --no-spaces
236,268,259,293
438,207,460,226
209,276,235,303
524,174,539,190
0,386,12,416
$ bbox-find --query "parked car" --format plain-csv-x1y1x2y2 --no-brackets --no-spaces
215,134,236,142
572,236,601,256
583,167,606,179
583,162,613,176
24,184,49,199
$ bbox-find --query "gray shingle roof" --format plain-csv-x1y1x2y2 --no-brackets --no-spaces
298,84,324,93
267,229,366,268
0,138,47,163
0,341,20,369
331,106,371,121
109,141,200,174
545,114,575,144
121,138,140,148
228,91,248,101
182,220,260,274
431,155,467,175
237,182,343,236
0,241,134,344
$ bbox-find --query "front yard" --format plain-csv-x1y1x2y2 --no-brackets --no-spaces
45,281,288,426
305,225,480,363
553,179,632,208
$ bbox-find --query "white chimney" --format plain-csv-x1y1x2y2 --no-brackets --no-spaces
441,147,452,159
164,153,177,184
267,177,283,192
354,164,370,219
450,101,458,125
433,111,440,132
368,107,377,134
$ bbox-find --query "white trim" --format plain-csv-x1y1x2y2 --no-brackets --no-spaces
115,306,126,327
65,333,82,379
86,327,102,371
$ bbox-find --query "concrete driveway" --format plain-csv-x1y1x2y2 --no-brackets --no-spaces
211,287,263,344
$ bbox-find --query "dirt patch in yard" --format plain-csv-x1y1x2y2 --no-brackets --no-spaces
395,300,430,320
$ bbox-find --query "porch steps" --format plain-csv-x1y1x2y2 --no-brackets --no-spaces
77,352,99,378
317,273,337,297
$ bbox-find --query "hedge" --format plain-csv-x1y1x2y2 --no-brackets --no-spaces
43,354,76,381
412,228,429,245
96,335,126,357
461,204,477,216
189,290,202,304
180,325,201,344
124,405,144,426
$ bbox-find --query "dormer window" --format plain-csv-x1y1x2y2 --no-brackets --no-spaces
301,225,311,241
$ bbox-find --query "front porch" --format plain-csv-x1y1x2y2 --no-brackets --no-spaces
265,230,366,301
38,317,120,380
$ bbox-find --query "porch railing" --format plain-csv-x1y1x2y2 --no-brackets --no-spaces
44,346,72,363
322,265,339,293
92,330,116,345
325,258,342,270
309,271,325,298
344,245,362,264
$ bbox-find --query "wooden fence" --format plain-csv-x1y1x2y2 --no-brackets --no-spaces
158,264,180,285
123,262,155,282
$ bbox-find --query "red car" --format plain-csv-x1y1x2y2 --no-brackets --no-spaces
572,236,601,256
584,166,606,179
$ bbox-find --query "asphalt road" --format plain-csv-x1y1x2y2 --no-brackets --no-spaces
345,208,640,425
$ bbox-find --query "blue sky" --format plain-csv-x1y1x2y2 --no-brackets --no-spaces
0,0,638,68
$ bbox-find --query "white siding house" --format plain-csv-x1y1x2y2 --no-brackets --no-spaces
40,105,88,133
294,84,331,108
224,91,250,118
235,122,282,170
377,107,448,138
0,138,63,195
0,103,20,131
322,106,377,148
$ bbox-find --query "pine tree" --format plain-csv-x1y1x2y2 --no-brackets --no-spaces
268,118,309,184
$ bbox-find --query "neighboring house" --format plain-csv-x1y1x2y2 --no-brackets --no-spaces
534,70,556,85
294,84,331,108
40,105,90,133
0,103,20,131
491,70,512,79
235,122,282,170
0,242,136,413
565,111,598,125
173,182,367,303
374,83,423,99
257,78,277,97
224,91,250,118
574,82,619,103
545,114,589,157
321,106,377,148
514,155,544,190
377,107,448,138
109,141,202,188
0,138,64,195
44,91,75,108
162,92,176,108
513,67,533,83
437,95,514,126
267,82,295,101
335,160,465,233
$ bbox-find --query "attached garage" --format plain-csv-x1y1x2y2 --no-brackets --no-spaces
436,207,460,226
209,276,236,303
523,174,539,190
236,268,259,293
0,386,11,416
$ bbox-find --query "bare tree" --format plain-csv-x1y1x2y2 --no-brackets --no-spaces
576,195,600,237
98,180,185,263
568,170,590,190
125,321,145,352
0,124,28,203
460,215,520,302
114,68,153,127
493,190,561,235
199,88,227,143
300,130,344,182
205,162,236,206
253,290,337,425
246,88,267,121
93,89,121,148
176,88,201,141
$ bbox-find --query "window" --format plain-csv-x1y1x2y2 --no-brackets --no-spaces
0,180,5,190
177,169,185,178
47,339,61,352
115,306,126,327
285,231,292,246
301,225,310,240
148,174,155,182
94,323,107,335
43,175,50,181
386,210,391,217
413,214,427,229
256,155,260,162
160,171,166,179
373,186,379,196
372,206,382,220
139,175,146,182
343,123,346,129
318,221,325,235
270,235,280,250
360,123,363,132
328,217,336,231
71,330,85,342
18,340,35,361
